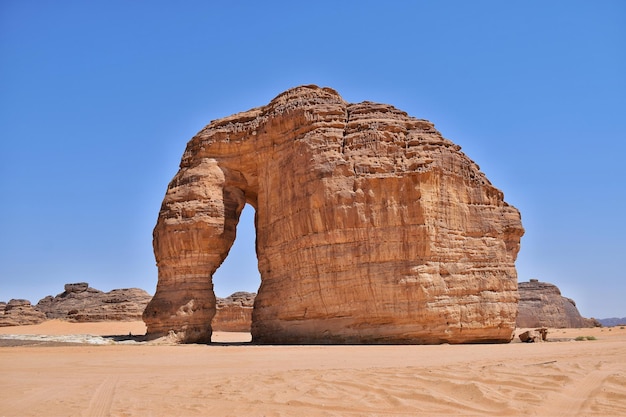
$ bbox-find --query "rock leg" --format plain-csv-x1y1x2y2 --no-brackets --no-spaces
143,158,246,342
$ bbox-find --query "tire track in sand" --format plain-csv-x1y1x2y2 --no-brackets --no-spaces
551,369,609,417
83,376,118,417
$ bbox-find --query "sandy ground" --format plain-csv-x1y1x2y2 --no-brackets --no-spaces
1,321,625,416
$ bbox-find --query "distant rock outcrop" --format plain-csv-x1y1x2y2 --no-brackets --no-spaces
36,283,152,322
212,292,255,332
598,317,626,327
0,299,46,327
517,279,599,328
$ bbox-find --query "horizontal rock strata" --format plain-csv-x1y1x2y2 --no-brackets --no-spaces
144,85,524,344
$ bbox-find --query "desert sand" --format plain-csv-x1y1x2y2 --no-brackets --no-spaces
1,321,625,417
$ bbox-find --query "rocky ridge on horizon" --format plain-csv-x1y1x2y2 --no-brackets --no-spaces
36,283,152,322
0,282,254,330
598,317,626,327
0,299,47,327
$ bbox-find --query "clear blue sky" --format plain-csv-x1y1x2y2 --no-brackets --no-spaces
1,1,624,318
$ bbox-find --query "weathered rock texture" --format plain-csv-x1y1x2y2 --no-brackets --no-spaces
518,327,548,343
143,85,524,344
517,279,598,328
212,292,255,332
37,283,152,322
0,299,47,327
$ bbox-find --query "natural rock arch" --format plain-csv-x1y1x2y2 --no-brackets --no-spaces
143,85,524,344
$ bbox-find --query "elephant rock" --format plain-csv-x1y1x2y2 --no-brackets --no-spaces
143,85,524,344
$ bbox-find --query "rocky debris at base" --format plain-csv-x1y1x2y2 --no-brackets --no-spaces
517,279,600,329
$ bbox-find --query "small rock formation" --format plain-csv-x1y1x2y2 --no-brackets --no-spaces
518,327,548,343
517,279,598,328
37,282,152,322
0,299,47,327
144,85,524,344
212,292,255,332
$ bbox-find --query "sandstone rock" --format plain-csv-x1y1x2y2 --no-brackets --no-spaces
37,283,152,322
212,292,255,332
64,282,89,293
0,299,47,327
517,279,597,328
519,327,548,343
144,85,524,344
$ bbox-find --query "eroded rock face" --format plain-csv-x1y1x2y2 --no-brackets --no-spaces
37,283,152,322
517,279,598,328
0,299,47,327
144,85,524,344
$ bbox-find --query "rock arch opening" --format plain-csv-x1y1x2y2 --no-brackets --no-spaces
212,204,261,298
211,203,260,340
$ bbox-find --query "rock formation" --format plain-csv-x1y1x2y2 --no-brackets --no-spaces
517,279,598,328
37,283,152,322
0,299,47,327
518,327,548,343
143,85,524,344
212,292,255,332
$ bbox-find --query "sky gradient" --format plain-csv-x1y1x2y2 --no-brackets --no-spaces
1,1,625,318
